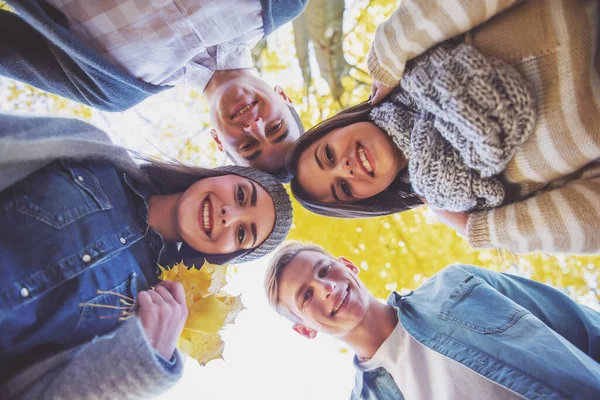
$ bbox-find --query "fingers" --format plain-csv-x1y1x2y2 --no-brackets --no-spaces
370,89,386,105
155,281,186,305
137,290,152,308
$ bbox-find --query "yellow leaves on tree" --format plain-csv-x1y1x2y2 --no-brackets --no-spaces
158,261,245,365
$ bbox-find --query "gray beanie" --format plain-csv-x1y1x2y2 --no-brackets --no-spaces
214,165,294,264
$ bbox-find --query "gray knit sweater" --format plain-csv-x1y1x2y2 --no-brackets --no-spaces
370,42,536,212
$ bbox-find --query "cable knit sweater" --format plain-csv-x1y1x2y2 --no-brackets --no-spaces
370,42,535,212
368,0,600,254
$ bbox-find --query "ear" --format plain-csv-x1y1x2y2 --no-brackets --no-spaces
338,256,359,275
274,85,293,104
210,128,224,152
293,323,318,339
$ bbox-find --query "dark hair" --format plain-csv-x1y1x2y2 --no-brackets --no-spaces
139,161,253,266
286,101,423,218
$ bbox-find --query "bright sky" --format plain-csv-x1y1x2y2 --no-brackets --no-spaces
156,258,357,400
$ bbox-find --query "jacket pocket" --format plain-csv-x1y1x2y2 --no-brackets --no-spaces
14,160,112,229
71,272,139,343
438,275,529,334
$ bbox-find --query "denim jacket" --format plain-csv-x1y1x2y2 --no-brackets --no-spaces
351,265,600,400
0,159,172,382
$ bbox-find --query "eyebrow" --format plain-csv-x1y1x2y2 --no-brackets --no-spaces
244,150,262,161
249,181,257,207
295,259,327,308
314,145,324,170
249,222,257,247
330,184,341,202
272,129,290,144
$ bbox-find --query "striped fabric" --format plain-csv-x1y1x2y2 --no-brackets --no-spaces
368,0,600,254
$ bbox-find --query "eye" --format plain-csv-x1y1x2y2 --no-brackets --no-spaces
240,141,255,152
318,264,330,278
325,145,334,163
237,186,245,205
237,225,246,244
340,180,352,197
269,121,283,134
302,288,313,305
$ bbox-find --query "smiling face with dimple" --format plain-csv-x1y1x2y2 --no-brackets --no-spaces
277,251,372,339
208,76,301,174
175,175,275,255
295,121,406,204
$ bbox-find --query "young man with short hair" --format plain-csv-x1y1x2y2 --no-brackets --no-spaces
265,241,600,400
1,0,305,175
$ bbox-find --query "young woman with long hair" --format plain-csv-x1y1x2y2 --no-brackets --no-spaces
0,113,293,398
288,0,600,255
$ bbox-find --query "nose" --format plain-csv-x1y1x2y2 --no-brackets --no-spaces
220,206,240,227
319,280,336,299
335,157,354,179
243,116,265,137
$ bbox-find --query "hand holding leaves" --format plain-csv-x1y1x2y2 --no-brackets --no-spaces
137,281,188,360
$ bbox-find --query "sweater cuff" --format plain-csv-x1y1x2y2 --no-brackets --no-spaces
367,49,402,88
467,211,494,249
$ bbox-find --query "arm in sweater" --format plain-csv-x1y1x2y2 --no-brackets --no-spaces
367,0,521,87
5,318,184,400
467,178,600,254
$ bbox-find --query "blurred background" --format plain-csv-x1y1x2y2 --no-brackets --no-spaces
2,0,599,398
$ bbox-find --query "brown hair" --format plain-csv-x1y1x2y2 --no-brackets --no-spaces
286,101,423,218
264,241,333,321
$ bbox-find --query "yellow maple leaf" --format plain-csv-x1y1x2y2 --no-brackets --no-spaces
158,260,244,365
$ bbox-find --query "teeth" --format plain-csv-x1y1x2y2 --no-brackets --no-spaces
233,102,254,118
203,201,210,231
332,288,349,315
358,146,373,173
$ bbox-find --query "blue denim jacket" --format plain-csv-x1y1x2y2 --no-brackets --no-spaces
0,160,168,382
351,265,600,400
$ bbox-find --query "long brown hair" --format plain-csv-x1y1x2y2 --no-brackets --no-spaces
286,101,422,218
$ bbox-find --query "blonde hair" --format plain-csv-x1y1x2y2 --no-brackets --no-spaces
264,241,334,321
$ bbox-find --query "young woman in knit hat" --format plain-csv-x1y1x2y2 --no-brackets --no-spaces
0,113,293,398
287,0,600,255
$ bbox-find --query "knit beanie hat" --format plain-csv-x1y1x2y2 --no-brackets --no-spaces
179,165,293,265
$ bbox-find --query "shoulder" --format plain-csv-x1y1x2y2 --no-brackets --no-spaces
260,0,308,35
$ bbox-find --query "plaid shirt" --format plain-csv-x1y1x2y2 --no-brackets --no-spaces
45,0,264,91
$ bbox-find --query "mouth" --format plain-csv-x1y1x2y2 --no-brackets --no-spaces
331,287,350,316
230,101,257,120
199,195,214,238
356,142,375,176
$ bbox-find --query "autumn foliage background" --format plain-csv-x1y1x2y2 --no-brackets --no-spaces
1,0,598,311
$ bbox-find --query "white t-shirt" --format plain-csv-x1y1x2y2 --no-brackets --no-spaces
358,321,524,400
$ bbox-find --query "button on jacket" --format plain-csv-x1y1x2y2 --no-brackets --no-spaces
0,159,164,382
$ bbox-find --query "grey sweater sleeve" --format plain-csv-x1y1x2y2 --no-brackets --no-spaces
4,318,184,400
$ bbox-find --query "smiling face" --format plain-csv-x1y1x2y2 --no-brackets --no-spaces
176,175,275,255
209,77,301,174
278,251,371,339
295,122,406,204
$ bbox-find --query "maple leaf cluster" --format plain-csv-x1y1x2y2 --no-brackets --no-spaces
158,261,245,365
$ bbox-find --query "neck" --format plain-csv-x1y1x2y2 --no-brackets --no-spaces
203,69,253,100
342,299,398,360
147,193,183,242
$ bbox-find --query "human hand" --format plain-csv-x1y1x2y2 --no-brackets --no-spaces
429,208,469,237
369,79,394,105
137,281,188,360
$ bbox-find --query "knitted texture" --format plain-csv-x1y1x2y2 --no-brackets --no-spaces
217,165,293,263
370,42,536,212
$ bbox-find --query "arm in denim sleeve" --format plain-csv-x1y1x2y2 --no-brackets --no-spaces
0,7,164,112
456,264,600,363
